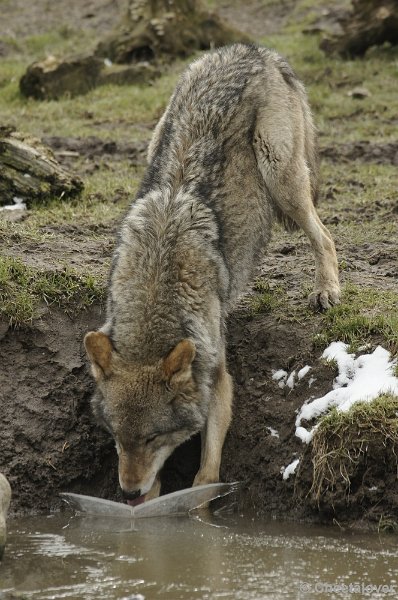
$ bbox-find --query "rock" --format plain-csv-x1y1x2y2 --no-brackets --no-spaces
347,86,371,98
0,473,11,560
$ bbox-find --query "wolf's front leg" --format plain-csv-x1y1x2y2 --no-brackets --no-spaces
146,477,161,500
193,363,233,486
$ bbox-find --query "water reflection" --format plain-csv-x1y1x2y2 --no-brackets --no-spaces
1,511,397,599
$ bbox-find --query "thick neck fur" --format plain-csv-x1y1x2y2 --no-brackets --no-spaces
108,189,228,367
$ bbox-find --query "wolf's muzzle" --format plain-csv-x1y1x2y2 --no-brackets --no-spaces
121,489,141,501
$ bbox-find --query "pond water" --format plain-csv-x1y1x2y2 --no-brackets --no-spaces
1,508,397,600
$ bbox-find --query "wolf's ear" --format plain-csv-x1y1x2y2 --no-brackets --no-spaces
162,339,196,386
84,331,113,380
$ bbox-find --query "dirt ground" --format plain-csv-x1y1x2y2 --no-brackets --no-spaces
1,0,397,529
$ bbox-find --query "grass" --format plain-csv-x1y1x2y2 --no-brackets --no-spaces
313,283,398,353
0,33,188,141
261,30,398,145
0,0,397,340
309,394,398,509
248,280,286,315
0,256,105,326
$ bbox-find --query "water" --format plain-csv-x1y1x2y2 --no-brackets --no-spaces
1,510,397,600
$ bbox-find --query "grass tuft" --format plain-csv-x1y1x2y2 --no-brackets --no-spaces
0,256,105,326
314,283,398,352
310,394,398,506
248,280,286,315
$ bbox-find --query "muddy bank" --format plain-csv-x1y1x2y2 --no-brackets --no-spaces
0,306,118,514
1,297,395,527
0,302,310,518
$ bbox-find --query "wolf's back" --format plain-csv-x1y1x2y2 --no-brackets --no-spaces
108,44,318,360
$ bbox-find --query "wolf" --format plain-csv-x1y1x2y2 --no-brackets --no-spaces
84,43,340,505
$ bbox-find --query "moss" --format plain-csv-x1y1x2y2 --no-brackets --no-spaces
0,256,105,326
310,394,398,506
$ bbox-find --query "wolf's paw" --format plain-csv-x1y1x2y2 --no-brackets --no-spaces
309,286,341,311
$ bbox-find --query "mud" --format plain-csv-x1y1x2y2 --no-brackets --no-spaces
3,290,396,526
0,298,322,518
320,141,398,166
43,136,148,168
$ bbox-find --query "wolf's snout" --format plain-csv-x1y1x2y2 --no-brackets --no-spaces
121,488,141,501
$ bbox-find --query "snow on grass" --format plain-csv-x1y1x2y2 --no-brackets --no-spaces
295,342,398,443
281,458,300,480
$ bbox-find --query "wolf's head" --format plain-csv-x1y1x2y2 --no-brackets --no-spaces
84,332,206,504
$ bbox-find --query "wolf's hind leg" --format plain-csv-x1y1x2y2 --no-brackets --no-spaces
193,362,233,487
253,131,340,310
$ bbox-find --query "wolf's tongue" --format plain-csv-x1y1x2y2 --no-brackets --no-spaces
126,494,146,507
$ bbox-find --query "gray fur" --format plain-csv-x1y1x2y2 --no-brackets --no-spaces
86,43,340,497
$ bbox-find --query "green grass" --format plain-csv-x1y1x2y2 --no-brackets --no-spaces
0,0,397,337
313,284,398,352
0,256,105,326
248,280,286,315
261,29,398,145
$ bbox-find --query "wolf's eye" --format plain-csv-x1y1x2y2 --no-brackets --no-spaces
145,433,160,445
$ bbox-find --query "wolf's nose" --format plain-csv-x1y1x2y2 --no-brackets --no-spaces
122,489,141,501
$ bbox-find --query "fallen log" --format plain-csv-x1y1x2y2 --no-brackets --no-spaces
0,128,83,206
320,0,398,56
19,54,159,100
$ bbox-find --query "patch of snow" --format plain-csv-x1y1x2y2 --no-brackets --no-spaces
295,343,398,443
286,370,296,389
274,367,308,391
0,196,27,212
272,369,288,389
295,427,314,444
266,426,279,438
272,369,288,381
281,458,300,480
0,202,26,211
298,365,311,380
308,377,316,387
